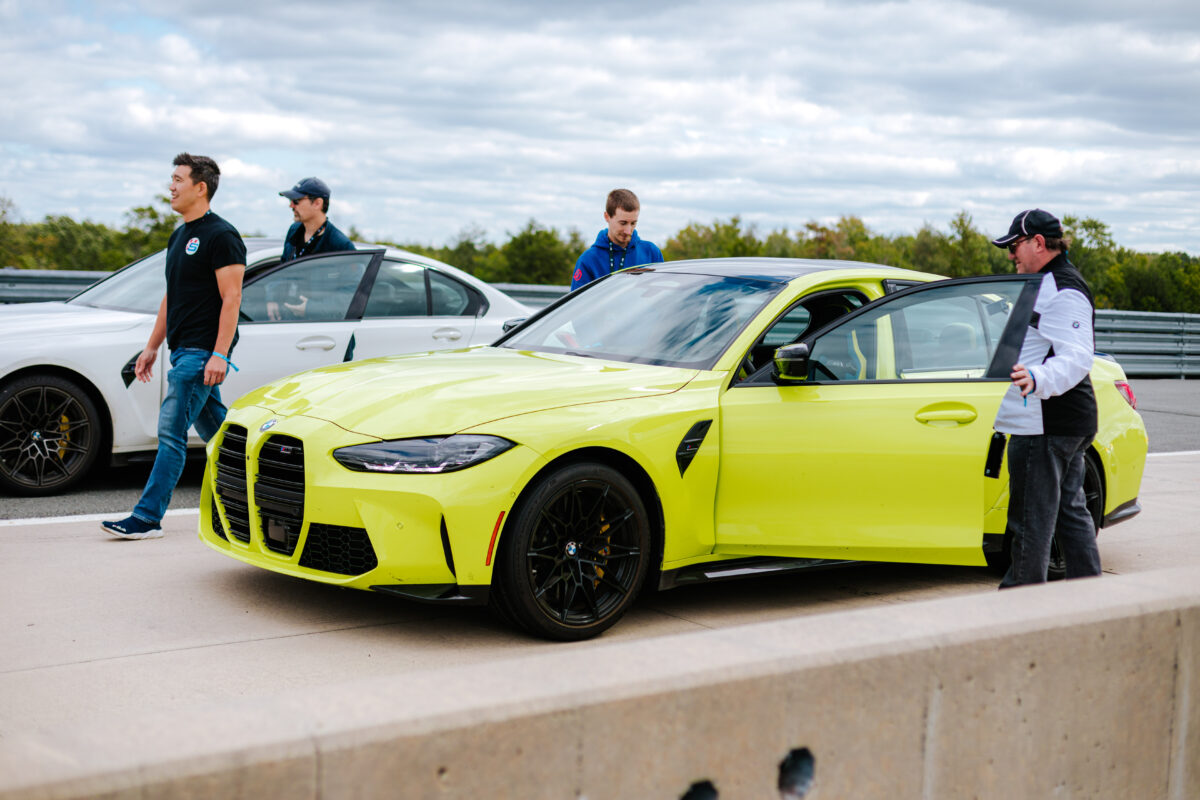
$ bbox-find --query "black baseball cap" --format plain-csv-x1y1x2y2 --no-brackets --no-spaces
991,209,1063,247
279,177,331,200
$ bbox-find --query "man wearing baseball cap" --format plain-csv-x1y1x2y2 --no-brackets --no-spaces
990,209,1101,588
279,177,355,262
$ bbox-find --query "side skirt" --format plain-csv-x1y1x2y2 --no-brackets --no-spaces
658,556,857,592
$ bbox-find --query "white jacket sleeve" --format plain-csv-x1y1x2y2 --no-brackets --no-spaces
1028,288,1094,399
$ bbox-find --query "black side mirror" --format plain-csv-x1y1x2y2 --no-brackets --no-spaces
772,342,810,384
501,317,527,333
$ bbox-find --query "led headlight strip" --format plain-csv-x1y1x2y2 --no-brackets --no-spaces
333,435,515,474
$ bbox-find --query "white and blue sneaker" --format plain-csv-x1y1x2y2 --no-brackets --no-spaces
101,516,163,540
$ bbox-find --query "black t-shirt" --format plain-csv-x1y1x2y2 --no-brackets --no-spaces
165,211,246,353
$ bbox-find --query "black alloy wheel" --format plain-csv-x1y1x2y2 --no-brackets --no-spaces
492,462,651,641
1047,453,1104,581
0,374,102,496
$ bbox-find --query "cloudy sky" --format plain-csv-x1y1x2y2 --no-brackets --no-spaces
2,0,1198,256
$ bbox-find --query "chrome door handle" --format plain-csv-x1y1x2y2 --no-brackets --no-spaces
432,328,463,341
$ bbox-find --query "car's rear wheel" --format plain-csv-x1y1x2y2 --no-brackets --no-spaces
491,462,651,641
0,374,101,496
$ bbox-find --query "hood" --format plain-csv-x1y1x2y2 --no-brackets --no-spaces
241,346,698,439
0,301,148,338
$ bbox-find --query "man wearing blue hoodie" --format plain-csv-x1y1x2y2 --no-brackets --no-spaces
570,189,664,290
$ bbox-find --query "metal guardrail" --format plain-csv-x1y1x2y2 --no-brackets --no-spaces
4,269,1196,378
491,282,567,309
0,267,103,303
1095,309,1200,378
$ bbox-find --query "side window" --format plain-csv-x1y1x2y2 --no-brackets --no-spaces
242,252,372,322
429,270,475,316
897,295,991,374
365,261,428,318
762,306,811,347
807,281,1024,382
738,290,866,379
808,316,881,381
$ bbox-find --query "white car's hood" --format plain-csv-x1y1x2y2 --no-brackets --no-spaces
0,302,149,338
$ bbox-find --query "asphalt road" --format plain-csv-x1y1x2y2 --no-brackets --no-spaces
0,378,1194,521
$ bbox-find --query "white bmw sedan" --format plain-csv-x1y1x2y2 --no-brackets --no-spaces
0,239,530,495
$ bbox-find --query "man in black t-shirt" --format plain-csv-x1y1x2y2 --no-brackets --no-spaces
102,153,246,540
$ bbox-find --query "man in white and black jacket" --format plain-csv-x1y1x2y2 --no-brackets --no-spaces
991,209,1101,588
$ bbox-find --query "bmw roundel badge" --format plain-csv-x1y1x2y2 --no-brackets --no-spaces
260,419,278,432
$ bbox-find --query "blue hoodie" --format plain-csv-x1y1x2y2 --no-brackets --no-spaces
570,229,664,290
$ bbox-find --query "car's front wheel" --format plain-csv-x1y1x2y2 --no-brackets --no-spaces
491,462,651,641
0,374,102,496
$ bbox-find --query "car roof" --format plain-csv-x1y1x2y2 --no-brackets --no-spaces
241,237,458,274
644,257,920,284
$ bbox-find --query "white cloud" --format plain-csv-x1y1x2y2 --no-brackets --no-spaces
0,0,1197,254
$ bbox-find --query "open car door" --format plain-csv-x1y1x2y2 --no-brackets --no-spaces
715,274,1040,565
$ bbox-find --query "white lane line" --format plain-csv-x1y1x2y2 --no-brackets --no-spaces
1147,450,1200,458
0,508,199,527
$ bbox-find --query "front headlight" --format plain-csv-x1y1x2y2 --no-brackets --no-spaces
333,435,516,474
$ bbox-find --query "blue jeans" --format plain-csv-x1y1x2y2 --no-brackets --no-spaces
132,348,227,524
999,434,1102,588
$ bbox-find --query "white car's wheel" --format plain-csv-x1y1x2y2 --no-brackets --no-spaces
0,374,102,496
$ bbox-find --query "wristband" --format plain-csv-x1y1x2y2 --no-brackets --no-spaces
211,352,239,372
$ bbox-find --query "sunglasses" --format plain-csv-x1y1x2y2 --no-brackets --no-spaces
1007,236,1031,254
289,196,313,207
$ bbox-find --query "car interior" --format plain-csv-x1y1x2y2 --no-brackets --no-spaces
734,289,868,382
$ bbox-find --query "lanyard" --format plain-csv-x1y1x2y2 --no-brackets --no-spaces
296,224,326,259
608,241,628,274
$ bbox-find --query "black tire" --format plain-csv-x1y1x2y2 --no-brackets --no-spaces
491,462,651,641
0,374,102,496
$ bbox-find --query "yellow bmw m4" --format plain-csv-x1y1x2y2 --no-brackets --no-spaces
200,259,1147,640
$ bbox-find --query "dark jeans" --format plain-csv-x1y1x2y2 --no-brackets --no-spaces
999,433,1102,588
132,348,227,525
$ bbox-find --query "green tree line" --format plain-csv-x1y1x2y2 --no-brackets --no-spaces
2,195,1197,312
0,195,179,273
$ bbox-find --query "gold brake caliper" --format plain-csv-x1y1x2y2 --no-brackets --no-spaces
595,514,611,585
56,414,70,459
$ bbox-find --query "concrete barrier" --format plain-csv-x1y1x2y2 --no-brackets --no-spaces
2,566,1196,799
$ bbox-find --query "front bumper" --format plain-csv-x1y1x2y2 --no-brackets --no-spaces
199,406,543,597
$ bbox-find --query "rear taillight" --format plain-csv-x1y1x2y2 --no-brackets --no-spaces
1115,380,1137,410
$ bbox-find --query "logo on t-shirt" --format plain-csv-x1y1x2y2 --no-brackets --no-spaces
185,237,200,255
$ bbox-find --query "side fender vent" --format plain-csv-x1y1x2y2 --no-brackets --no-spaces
676,420,713,477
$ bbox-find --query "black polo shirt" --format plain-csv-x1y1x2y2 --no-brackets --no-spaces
165,211,246,353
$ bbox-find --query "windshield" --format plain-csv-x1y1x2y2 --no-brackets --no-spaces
68,251,167,314
500,270,785,369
